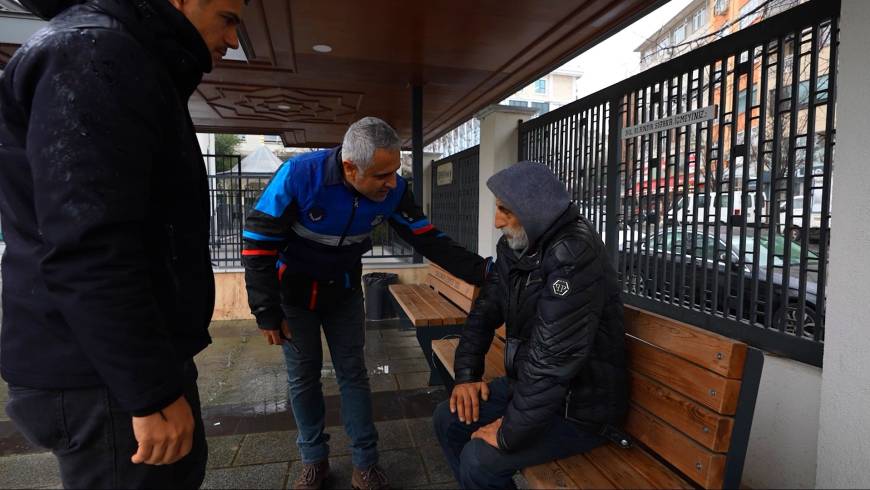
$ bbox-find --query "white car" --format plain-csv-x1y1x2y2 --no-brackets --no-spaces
671,191,766,225
778,195,823,241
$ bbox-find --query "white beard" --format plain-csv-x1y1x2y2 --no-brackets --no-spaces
503,225,529,251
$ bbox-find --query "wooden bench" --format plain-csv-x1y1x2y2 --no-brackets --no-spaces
388,264,480,385
432,305,764,489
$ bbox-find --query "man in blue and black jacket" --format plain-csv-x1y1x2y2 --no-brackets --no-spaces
242,117,487,489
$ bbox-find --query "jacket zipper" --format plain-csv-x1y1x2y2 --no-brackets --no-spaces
337,196,359,247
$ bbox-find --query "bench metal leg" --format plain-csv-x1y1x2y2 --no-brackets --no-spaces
416,325,463,386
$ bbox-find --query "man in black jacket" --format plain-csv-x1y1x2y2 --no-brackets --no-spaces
432,162,629,489
0,0,245,487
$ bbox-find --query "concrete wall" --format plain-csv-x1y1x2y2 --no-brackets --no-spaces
476,105,538,257
743,355,822,489
815,1,870,487
212,264,431,321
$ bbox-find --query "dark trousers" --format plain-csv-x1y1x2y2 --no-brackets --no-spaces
432,376,605,489
5,360,207,489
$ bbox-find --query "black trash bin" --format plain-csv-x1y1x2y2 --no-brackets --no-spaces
362,272,399,321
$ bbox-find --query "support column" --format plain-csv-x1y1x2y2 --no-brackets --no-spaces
412,85,424,263
476,105,537,258
815,1,870,487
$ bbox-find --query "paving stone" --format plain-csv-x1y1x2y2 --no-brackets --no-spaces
418,444,455,486
369,374,399,393
406,417,439,447
234,430,299,466
202,461,288,489
326,418,412,458
369,357,430,375
386,346,425,360
0,452,61,489
396,372,431,390
378,448,429,487
207,434,243,468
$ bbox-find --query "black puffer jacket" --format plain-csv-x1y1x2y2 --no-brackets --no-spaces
454,205,628,451
0,0,214,415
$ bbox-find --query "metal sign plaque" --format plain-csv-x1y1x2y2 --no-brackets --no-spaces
621,105,717,139
436,162,454,186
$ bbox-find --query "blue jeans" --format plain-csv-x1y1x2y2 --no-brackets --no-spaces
433,377,605,489
281,291,378,468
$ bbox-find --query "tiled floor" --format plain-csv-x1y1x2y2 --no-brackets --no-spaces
0,320,466,489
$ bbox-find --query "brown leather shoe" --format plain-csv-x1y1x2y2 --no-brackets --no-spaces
292,460,330,490
351,464,389,490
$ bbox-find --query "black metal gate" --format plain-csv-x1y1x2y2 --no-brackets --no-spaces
519,0,838,366
431,146,480,253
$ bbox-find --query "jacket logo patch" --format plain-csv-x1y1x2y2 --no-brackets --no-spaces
308,208,325,222
552,279,570,297
371,215,385,226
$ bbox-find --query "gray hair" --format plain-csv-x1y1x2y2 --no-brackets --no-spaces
341,117,401,171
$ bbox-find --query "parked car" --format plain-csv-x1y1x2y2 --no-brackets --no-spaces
671,191,767,225
623,228,821,339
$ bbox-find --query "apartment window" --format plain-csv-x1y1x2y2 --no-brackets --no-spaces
673,24,687,44
508,100,527,107
264,135,281,144
534,79,547,94
531,102,550,115
714,0,728,15
693,7,707,31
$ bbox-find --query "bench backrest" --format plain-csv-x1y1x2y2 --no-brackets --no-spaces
425,263,479,313
623,305,763,489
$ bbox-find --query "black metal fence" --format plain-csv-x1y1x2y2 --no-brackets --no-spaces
431,146,480,253
518,0,837,366
204,154,414,269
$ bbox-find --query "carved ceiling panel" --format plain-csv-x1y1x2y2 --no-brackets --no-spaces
198,84,363,125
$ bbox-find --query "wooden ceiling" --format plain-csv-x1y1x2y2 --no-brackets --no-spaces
195,0,664,147
1,0,666,147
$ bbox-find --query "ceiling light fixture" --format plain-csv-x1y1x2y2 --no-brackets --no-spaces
276,104,291,110
312,44,333,53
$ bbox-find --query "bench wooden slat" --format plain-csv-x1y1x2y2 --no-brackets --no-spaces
432,338,459,379
584,444,687,488
425,273,476,313
388,284,433,326
590,444,693,489
389,284,467,326
625,404,726,489
551,453,618,489
414,285,468,325
523,461,582,489
625,306,747,379
583,444,669,489
626,336,741,415
630,371,734,452
429,263,480,301
495,325,507,341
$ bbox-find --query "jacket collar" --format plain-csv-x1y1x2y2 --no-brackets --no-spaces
89,0,211,98
324,146,345,186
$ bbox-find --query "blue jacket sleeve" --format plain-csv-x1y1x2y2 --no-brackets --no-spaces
242,162,296,330
388,186,488,286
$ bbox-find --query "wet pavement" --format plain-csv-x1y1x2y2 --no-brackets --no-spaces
0,319,475,489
